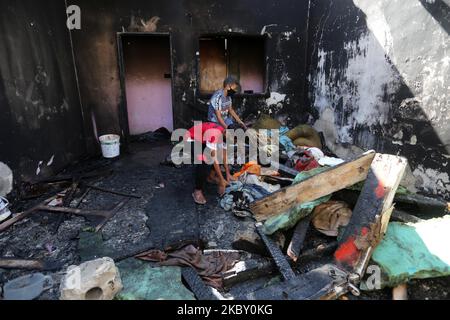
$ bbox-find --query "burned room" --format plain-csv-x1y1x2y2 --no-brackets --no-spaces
0,0,449,304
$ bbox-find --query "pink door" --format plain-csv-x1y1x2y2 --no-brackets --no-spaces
122,35,173,135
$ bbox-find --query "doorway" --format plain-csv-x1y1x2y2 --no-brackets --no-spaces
118,34,174,136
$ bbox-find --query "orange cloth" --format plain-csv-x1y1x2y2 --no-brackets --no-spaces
233,161,261,178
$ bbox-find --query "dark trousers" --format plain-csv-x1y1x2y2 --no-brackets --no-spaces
191,142,212,191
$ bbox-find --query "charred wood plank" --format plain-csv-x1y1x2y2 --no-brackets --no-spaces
335,154,407,275
54,181,80,233
181,267,221,301
32,169,113,185
260,175,294,187
287,216,312,263
74,186,92,208
256,223,296,281
37,199,128,232
395,193,448,209
82,183,142,199
222,258,276,289
0,193,63,233
391,210,424,223
239,264,340,300
0,258,62,271
296,242,338,264
232,226,268,257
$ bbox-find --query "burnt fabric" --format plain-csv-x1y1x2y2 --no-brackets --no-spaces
219,180,272,212
294,150,320,172
136,245,240,289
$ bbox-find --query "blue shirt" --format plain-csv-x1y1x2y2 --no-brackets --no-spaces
207,89,233,126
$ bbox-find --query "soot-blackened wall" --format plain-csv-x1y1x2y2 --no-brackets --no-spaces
0,0,86,185
307,0,450,199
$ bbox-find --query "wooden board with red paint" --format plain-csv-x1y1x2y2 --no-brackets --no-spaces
334,154,408,274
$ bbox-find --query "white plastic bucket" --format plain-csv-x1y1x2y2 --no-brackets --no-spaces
99,134,121,158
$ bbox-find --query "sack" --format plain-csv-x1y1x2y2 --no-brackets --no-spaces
312,201,353,237
286,125,322,149
252,114,282,130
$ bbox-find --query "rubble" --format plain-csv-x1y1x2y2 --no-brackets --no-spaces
0,137,448,301
60,257,123,300
233,153,409,300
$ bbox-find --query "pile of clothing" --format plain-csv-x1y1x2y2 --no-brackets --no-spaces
220,169,281,217
250,114,344,173
287,147,323,172
285,146,345,172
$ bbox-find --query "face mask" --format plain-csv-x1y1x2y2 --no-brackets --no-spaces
227,89,236,97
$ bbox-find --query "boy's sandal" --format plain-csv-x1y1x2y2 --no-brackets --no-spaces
192,193,207,205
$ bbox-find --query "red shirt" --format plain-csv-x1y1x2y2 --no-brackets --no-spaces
186,122,225,147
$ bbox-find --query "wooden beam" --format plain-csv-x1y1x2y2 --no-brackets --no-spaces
0,258,62,271
395,193,449,212
296,242,338,264
83,183,142,199
250,151,376,222
181,267,223,300
222,259,275,289
0,193,63,233
334,154,408,274
238,264,345,300
256,223,296,281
